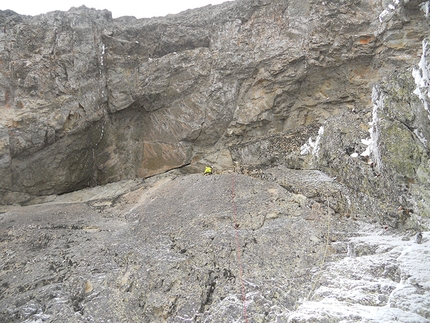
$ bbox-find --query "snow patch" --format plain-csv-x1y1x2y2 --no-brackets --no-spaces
361,138,372,146
289,230,430,322
412,40,430,119
300,143,311,155
414,128,428,146
378,0,400,22
421,1,430,18
378,0,425,22
300,126,324,157
360,86,383,171
100,44,106,75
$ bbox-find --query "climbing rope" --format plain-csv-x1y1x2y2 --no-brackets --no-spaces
230,172,249,323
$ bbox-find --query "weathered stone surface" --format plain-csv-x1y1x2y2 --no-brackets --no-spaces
1,1,430,320
0,0,429,210
1,172,429,322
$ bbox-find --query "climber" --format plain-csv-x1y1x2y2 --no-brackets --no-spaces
204,166,213,175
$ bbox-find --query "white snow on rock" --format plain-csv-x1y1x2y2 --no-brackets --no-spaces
288,227,430,323
414,128,428,147
379,1,429,22
378,0,400,22
360,86,383,171
412,39,430,119
300,126,324,156
361,138,372,146
100,44,105,71
421,1,430,18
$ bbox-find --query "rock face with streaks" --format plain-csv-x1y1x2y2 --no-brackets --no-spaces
1,171,429,323
1,0,430,321
0,0,429,213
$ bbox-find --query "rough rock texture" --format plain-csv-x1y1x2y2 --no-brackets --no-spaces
1,0,430,322
0,0,429,213
1,172,429,323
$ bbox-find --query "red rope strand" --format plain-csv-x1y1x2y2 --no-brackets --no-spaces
231,173,249,323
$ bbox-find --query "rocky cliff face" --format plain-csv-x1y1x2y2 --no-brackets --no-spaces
0,0,430,216
1,1,430,321
1,171,429,323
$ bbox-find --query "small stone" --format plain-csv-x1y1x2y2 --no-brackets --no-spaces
266,212,279,219
310,235,320,243
415,232,423,244
82,226,101,233
84,281,93,294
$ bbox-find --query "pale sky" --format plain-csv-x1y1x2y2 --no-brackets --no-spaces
1,0,233,19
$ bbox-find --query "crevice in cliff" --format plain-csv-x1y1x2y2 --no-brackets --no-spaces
90,117,106,186
394,116,428,150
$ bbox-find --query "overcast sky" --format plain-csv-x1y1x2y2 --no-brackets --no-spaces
1,0,233,19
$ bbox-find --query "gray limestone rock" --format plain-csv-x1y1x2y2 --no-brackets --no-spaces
1,172,429,322
1,1,430,321
0,0,429,214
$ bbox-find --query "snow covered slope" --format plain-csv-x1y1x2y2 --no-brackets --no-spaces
289,228,430,323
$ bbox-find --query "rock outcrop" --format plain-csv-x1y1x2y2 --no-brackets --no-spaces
0,0,429,214
1,0,430,321
1,171,429,322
